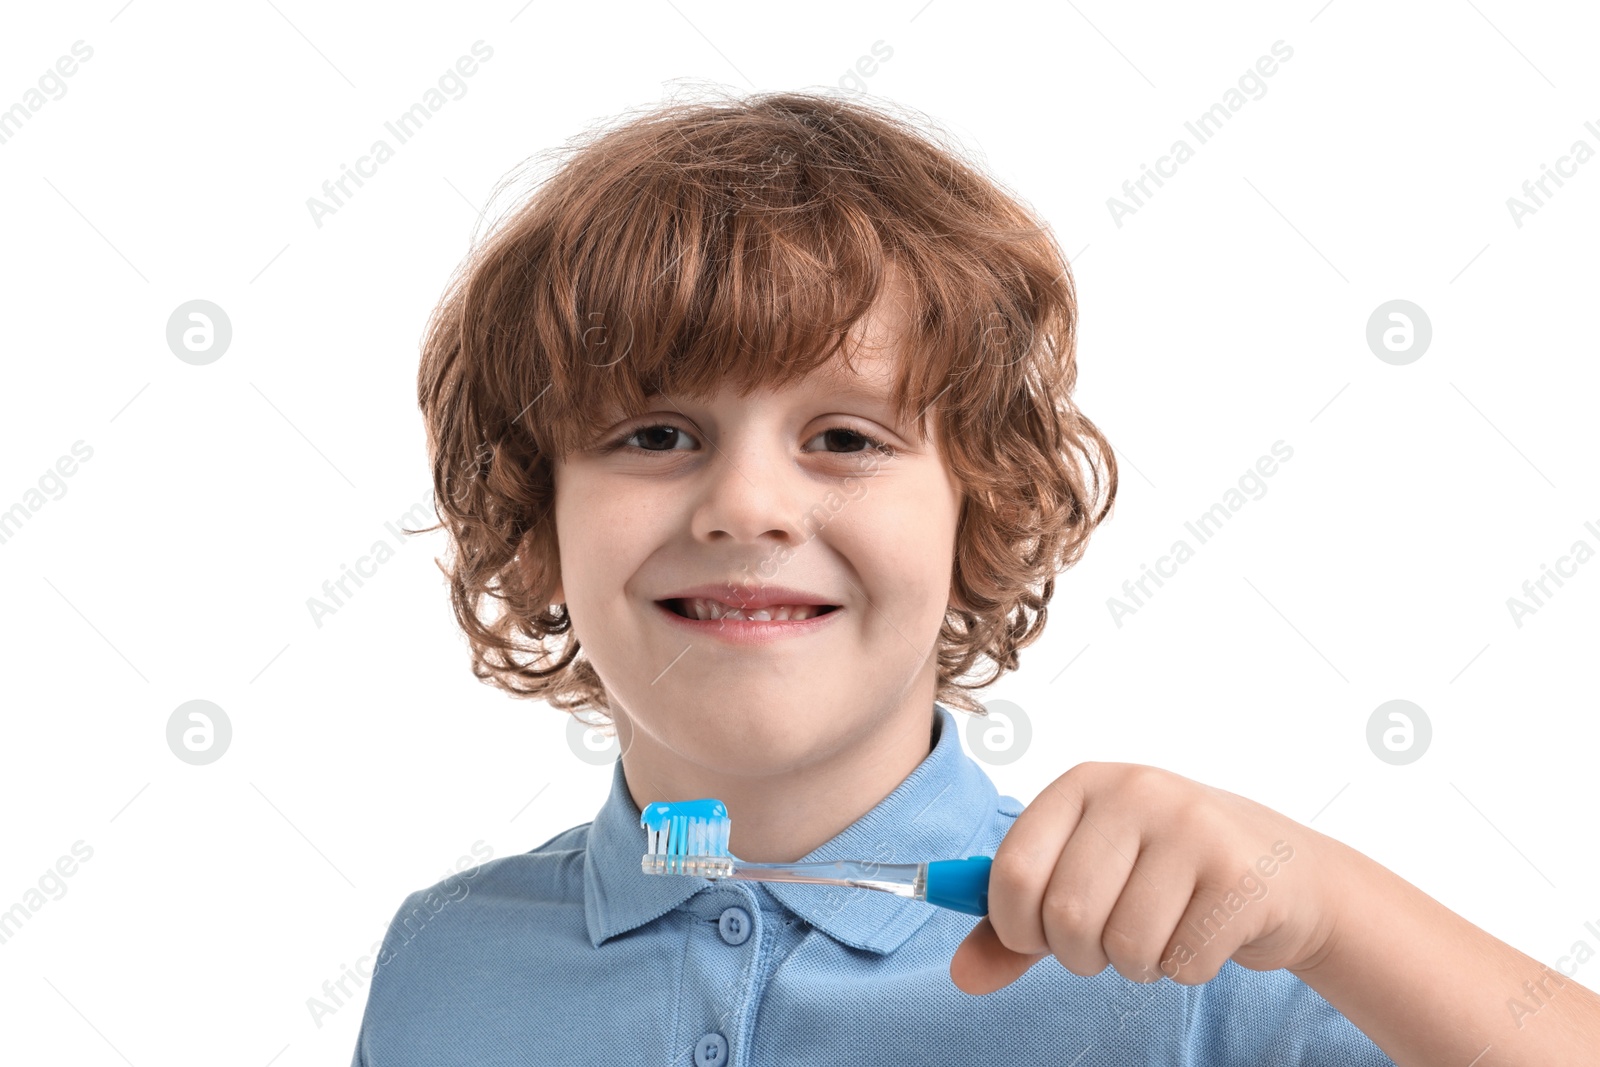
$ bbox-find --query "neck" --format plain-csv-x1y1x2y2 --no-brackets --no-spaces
615,694,940,864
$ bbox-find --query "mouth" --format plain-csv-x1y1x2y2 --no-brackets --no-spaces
658,598,842,623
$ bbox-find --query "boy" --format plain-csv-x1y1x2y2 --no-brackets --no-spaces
352,90,1599,1065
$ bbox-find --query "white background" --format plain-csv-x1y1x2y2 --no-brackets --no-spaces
1,1,1596,1063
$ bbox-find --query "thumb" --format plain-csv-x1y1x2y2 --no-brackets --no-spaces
949,915,1051,996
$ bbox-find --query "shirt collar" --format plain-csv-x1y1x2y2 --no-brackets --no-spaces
583,702,999,955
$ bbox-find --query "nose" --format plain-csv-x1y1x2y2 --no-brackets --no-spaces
688,430,813,547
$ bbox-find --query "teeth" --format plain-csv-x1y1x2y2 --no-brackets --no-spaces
679,597,826,622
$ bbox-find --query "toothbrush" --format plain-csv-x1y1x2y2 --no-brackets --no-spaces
640,798,994,917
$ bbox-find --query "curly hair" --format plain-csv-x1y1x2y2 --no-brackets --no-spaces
413,87,1117,723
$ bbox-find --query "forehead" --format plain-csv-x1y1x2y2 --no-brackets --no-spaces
659,351,894,399
653,281,912,408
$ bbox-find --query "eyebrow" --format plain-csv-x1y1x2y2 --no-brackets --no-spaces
641,380,895,408
822,379,894,405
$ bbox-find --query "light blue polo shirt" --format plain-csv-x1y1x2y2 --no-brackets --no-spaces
351,704,1396,1066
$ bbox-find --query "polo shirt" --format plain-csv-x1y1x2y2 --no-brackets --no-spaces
351,703,1396,1065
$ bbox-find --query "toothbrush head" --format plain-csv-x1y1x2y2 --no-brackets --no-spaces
640,798,736,878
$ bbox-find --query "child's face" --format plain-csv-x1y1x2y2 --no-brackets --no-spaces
547,314,963,779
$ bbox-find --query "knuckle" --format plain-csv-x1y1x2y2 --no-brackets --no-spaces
989,913,1046,956
1166,801,1209,838
1058,762,1098,788
988,850,1040,899
1040,890,1095,932
1124,762,1172,795
1099,922,1152,965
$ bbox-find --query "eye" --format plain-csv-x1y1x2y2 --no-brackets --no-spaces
808,427,897,457
619,424,694,453
605,422,897,458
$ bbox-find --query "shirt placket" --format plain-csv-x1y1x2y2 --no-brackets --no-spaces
674,884,766,1067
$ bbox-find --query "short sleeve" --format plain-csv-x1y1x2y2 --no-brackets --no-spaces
346,889,429,1067
1182,962,1397,1066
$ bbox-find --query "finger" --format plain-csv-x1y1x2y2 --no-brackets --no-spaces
949,916,1050,996
987,768,1091,957
1039,816,1142,977
1100,851,1197,984
1160,879,1259,985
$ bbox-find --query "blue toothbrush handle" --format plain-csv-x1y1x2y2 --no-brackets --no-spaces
922,856,993,916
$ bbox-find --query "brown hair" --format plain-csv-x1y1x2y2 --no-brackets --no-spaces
414,87,1117,722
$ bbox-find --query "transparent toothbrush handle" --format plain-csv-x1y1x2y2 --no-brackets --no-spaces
726,859,923,896
718,856,994,916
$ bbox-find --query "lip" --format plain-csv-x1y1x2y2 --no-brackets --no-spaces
654,599,844,645
658,583,840,611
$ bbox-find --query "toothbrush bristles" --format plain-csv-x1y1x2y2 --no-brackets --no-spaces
640,800,734,878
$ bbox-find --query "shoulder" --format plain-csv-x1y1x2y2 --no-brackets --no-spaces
371,821,595,966
352,821,606,1064
450,821,593,901
400,825,595,915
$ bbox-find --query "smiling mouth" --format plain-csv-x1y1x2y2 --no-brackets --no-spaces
660,598,841,622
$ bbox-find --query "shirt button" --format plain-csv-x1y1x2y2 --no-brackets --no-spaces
717,906,751,946
693,1032,728,1066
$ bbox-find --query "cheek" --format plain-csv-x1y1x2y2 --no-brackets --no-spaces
553,476,667,608
551,480,617,601
844,482,958,594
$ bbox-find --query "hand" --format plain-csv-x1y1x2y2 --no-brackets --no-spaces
950,762,1351,995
